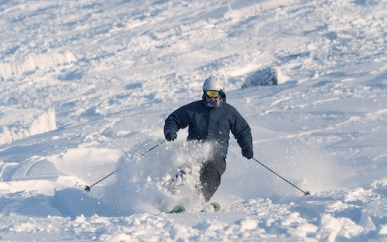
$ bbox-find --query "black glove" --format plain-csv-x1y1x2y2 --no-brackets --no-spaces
165,131,177,141
242,148,254,159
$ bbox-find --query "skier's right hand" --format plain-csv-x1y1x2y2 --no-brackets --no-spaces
165,131,177,141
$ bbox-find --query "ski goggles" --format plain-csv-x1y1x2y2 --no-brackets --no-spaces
205,90,221,98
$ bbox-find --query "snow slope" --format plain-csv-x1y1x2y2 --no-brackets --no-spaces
1,0,387,241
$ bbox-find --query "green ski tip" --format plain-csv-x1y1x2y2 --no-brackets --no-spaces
169,205,185,213
210,202,221,212
201,202,221,212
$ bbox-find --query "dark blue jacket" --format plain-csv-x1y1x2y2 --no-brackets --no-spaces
164,100,253,156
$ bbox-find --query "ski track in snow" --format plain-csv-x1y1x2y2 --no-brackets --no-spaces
1,0,387,241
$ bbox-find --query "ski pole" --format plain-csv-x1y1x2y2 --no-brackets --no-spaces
85,140,166,192
252,157,311,196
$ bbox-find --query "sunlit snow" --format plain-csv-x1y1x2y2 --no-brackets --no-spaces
1,0,387,241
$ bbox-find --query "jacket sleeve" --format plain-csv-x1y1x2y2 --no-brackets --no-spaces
164,105,190,136
231,110,253,152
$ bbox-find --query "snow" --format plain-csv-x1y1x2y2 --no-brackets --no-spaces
0,108,56,144
1,0,387,240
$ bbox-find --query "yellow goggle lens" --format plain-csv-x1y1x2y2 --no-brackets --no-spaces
206,90,220,98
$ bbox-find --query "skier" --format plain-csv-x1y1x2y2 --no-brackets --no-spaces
164,76,254,202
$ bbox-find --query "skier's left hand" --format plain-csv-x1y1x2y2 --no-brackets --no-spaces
242,148,253,159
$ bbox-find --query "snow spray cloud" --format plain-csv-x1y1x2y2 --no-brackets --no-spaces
256,138,343,197
222,138,343,199
103,140,216,214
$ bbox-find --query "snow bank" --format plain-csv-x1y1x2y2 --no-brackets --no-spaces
0,108,56,144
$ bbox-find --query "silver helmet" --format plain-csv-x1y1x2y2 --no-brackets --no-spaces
202,76,225,108
203,76,224,92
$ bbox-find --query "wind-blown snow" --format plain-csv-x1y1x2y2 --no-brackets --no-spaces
1,0,387,241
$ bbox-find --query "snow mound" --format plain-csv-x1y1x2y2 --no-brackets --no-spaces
52,188,121,217
242,67,290,88
0,108,56,144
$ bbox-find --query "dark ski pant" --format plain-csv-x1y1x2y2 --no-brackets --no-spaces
200,153,226,202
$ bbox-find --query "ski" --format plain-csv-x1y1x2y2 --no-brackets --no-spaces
169,202,220,214
201,202,221,212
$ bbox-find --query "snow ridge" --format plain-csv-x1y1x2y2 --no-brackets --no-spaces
0,108,56,144
0,51,76,79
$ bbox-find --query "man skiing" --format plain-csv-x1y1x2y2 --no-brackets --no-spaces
164,76,254,202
